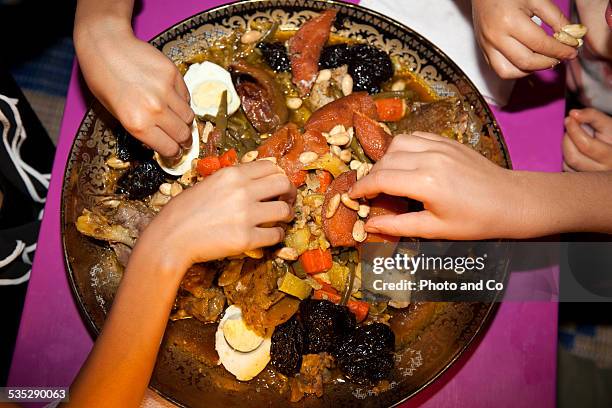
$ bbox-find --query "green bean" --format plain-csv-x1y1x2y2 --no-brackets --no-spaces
340,262,356,306
259,21,279,43
215,90,228,143
373,90,415,100
350,136,370,163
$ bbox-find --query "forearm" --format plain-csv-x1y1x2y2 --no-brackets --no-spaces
512,170,612,237
65,241,183,408
74,0,134,53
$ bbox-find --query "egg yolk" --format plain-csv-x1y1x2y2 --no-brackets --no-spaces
223,316,264,353
192,81,230,112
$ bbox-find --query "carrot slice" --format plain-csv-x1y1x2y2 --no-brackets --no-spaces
196,156,221,176
300,248,333,274
219,148,238,167
317,170,333,193
375,98,406,122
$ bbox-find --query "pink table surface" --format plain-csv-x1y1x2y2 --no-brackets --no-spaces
8,0,566,407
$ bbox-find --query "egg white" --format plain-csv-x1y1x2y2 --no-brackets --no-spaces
183,61,241,117
154,119,199,176
215,305,271,382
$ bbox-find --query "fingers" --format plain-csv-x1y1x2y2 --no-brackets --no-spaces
486,47,530,79
174,73,190,102
365,211,441,239
497,36,560,72
562,132,606,171
168,91,195,126
156,109,192,149
529,0,571,32
253,201,294,225
565,117,612,165
249,173,296,201
251,226,285,248
386,132,449,154
144,126,181,158
511,13,576,60
350,169,425,201
569,108,612,132
241,160,285,180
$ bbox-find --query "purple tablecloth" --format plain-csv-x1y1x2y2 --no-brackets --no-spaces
8,1,565,407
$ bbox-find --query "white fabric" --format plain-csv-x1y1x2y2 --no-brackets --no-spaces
359,0,515,107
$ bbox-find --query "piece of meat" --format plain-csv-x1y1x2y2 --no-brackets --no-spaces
289,353,335,402
288,10,338,96
76,209,135,247
305,92,378,134
257,123,298,159
108,201,154,239
364,194,407,244
353,110,392,161
173,289,226,323
204,128,222,157
278,128,328,187
322,171,358,247
110,243,132,268
231,61,289,133
396,98,469,137
181,263,216,298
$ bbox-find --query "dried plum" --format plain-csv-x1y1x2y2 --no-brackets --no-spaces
114,128,151,162
332,323,395,384
300,299,355,354
115,159,167,200
319,44,352,69
257,42,291,72
348,44,393,94
270,316,304,376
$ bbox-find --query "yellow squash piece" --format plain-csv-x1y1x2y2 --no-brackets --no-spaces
278,272,313,300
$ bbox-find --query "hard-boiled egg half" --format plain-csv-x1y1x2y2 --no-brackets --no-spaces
215,305,271,381
155,61,240,176
184,61,241,118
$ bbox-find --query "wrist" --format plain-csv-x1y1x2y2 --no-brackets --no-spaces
74,13,134,54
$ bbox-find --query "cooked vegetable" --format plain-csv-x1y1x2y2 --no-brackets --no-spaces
332,323,395,384
278,272,313,300
317,170,333,193
300,248,333,275
219,148,238,167
328,261,350,293
196,156,221,176
285,227,311,255
375,98,406,122
303,153,349,178
270,316,305,376
299,299,355,353
115,159,167,200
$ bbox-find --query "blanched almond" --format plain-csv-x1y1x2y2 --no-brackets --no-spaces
241,150,259,163
240,30,262,44
106,156,130,170
316,69,332,83
358,204,370,218
349,160,362,170
339,149,352,163
341,193,360,211
330,124,346,136
561,24,587,39
299,151,318,165
554,31,579,47
325,193,341,218
159,183,172,196
276,247,299,261
352,220,367,242
170,182,183,197
327,133,350,146
286,97,303,110
341,74,353,96
392,80,406,91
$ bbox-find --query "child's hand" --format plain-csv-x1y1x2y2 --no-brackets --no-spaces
563,108,612,172
349,132,526,239
75,18,194,160
135,161,295,275
472,0,577,79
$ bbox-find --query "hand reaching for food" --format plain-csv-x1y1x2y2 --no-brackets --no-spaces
563,108,612,172
135,160,296,275
471,0,578,79
74,2,194,160
349,132,526,239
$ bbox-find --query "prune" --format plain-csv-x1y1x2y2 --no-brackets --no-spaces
270,316,305,376
332,323,395,384
257,42,291,72
114,128,151,162
300,299,355,354
319,44,352,69
348,44,393,94
115,159,167,200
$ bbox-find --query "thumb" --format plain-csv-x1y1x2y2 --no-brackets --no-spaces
570,108,611,131
365,211,442,239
